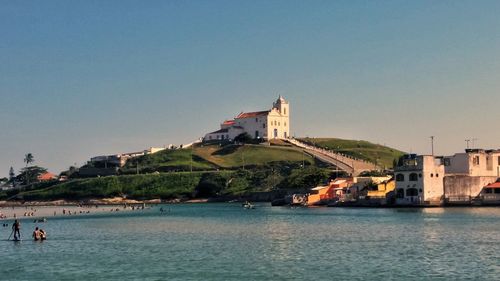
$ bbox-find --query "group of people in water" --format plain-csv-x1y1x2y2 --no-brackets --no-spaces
8,219,47,241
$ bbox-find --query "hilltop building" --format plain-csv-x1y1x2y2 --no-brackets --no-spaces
204,96,290,141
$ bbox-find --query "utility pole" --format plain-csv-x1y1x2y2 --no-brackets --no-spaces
430,136,435,156
465,139,471,149
241,148,245,171
190,147,193,173
302,150,305,169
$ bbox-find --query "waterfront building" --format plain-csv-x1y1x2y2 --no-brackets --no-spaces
443,149,500,177
442,149,500,205
478,181,500,205
365,178,395,203
204,96,290,141
394,155,445,206
307,178,351,206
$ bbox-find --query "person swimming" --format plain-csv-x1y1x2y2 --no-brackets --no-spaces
32,227,47,241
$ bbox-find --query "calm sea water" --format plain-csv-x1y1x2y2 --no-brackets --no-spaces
1,204,499,281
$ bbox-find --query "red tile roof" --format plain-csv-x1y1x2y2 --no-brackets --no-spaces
485,182,500,188
222,120,235,125
236,110,269,119
38,172,56,181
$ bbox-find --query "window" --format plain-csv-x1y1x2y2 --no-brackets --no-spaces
498,156,500,165
436,174,439,177
485,188,493,194
430,173,434,177
284,108,286,115
473,156,480,165
444,158,451,166
263,124,266,129
396,174,405,182
284,122,287,126
278,122,281,126
255,131,259,138
419,173,422,178
255,118,258,122
495,189,500,194
409,173,418,181
406,188,418,197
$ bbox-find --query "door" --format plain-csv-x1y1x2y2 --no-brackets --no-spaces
274,129,278,138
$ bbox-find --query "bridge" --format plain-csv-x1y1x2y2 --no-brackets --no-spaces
287,138,378,176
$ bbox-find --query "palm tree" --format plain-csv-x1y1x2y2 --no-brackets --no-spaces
24,153,34,166
24,153,34,185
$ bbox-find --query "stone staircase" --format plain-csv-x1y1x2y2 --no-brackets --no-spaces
287,138,378,176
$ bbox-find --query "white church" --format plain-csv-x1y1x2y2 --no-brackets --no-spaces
204,96,290,142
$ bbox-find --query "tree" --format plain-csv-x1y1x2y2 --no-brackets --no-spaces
23,153,35,185
234,133,253,144
195,173,229,197
24,153,34,166
16,166,47,186
9,166,15,181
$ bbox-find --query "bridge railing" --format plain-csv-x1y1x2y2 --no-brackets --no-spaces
287,138,377,171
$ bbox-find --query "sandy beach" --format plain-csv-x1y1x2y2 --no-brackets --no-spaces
0,202,153,221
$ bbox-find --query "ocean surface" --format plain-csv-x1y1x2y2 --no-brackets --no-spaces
1,204,499,280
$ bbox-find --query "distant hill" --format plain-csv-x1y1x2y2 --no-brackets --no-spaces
3,139,404,202
298,137,405,168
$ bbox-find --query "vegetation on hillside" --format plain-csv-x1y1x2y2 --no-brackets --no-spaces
298,137,405,168
121,148,214,174
6,166,337,201
1,138,399,202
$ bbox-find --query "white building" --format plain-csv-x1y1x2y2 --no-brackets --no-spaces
442,149,500,204
443,149,500,177
204,96,290,142
394,155,445,206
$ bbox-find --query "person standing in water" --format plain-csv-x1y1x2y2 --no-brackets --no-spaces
32,227,40,241
12,219,21,240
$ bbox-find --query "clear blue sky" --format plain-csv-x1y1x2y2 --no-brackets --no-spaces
1,0,500,176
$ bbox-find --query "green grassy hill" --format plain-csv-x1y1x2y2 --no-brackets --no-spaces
123,144,315,173
193,144,314,168
298,137,405,168
2,139,405,202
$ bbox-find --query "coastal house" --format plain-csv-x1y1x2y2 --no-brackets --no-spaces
366,178,395,199
307,179,347,205
394,155,445,206
37,172,57,182
478,181,500,205
442,149,500,205
443,149,500,177
204,96,290,141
